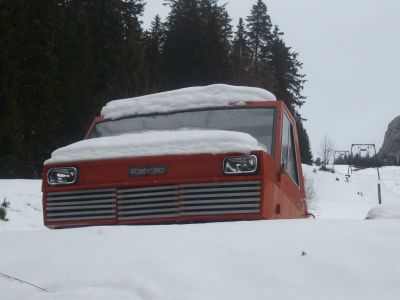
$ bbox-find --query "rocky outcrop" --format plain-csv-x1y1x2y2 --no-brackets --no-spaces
379,116,400,165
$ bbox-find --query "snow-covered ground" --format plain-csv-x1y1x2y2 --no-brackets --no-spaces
303,165,400,219
1,165,400,299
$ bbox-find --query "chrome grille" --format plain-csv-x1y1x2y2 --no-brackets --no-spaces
118,181,261,220
46,189,116,222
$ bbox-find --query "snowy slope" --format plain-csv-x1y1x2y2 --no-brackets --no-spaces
302,165,400,219
1,166,400,300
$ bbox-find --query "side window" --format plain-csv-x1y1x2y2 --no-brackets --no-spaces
281,114,299,184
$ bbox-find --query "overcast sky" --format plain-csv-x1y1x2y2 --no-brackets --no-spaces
141,0,400,157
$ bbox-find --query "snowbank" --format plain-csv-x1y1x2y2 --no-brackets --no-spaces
1,166,400,299
366,205,400,219
101,84,276,119
1,220,400,300
0,180,44,232
45,129,265,165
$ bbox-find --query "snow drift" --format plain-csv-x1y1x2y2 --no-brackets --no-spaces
101,84,276,120
366,205,400,219
1,166,400,300
45,129,265,165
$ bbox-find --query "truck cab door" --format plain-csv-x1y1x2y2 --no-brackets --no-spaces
278,112,304,218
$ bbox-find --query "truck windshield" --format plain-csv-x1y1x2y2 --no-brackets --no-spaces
89,107,275,154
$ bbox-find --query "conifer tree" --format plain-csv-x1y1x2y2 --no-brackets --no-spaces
296,119,313,164
0,0,61,177
144,15,166,92
230,18,252,85
269,26,306,114
244,0,276,91
246,0,273,68
163,0,231,88
197,0,232,83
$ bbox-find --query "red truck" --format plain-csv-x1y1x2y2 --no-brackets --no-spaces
42,84,307,228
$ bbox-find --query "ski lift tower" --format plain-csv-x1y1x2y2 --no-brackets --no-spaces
333,150,350,171
350,144,382,204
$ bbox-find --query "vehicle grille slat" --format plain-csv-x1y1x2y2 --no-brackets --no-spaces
120,202,177,209
116,180,261,221
45,188,117,223
47,188,115,196
180,181,261,188
119,207,178,216
119,213,180,220
46,204,116,211
47,199,114,207
181,209,259,216
47,209,116,217
181,192,260,199
47,194,115,201
180,186,260,194
118,191,178,199
118,185,178,194
45,181,262,224
182,203,259,210
182,198,259,205
118,196,177,204
47,215,115,222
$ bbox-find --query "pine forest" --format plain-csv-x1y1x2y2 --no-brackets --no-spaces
0,0,313,178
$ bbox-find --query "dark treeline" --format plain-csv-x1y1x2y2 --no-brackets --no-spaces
334,153,382,168
0,0,312,178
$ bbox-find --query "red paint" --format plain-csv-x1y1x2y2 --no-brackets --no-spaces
42,101,308,228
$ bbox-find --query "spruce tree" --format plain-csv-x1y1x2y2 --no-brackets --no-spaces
163,0,231,88
0,0,61,177
269,26,306,114
144,15,166,92
244,0,276,91
246,0,273,68
197,0,232,83
230,18,252,85
296,119,313,164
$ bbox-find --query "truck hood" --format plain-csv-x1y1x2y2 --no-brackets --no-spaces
45,129,266,165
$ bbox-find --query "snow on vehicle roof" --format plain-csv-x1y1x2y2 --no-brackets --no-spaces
45,129,266,165
101,84,276,120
